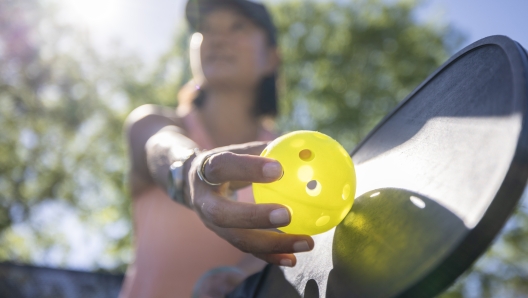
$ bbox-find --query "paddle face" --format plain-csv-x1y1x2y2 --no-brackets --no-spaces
228,36,528,298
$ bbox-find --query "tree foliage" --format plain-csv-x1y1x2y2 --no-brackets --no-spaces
272,0,461,150
0,0,136,271
0,0,526,295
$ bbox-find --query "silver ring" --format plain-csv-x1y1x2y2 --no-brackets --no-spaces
197,153,222,186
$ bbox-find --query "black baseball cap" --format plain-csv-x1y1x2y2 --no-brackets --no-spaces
185,0,277,46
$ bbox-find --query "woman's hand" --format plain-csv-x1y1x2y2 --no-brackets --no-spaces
185,142,314,267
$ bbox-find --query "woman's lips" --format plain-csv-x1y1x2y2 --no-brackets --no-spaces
205,55,235,64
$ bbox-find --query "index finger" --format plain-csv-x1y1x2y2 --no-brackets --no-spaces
203,152,283,185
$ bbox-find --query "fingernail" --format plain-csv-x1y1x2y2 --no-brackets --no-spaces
293,240,310,252
269,208,290,226
280,259,293,267
263,161,283,179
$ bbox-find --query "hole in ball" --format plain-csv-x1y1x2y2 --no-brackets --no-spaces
299,149,314,161
316,215,330,226
342,184,351,200
307,180,317,190
306,180,322,196
297,165,314,182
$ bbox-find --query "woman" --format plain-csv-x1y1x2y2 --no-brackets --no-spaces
119,0,314,297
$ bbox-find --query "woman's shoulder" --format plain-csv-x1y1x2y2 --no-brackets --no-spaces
124,104,185,132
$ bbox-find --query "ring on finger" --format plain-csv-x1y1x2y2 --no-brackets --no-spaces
197,153,222,186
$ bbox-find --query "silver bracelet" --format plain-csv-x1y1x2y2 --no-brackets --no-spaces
167,148,200,207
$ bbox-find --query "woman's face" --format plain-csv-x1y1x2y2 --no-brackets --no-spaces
196,8,278,89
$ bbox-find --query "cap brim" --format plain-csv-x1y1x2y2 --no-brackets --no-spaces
185,0,276,45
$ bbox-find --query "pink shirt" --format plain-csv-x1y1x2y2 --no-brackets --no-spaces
183,108,276,203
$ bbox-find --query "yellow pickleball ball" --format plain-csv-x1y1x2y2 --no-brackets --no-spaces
253,130,356,235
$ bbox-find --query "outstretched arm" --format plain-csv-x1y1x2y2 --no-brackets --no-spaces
124,104,314,267
125,104,193,196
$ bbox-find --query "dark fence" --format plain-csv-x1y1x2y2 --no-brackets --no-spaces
0,262,124,298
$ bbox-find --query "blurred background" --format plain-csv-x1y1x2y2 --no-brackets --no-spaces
0,0,527,296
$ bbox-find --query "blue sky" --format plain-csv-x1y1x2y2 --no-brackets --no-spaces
416,0,528,52
55,0,528,65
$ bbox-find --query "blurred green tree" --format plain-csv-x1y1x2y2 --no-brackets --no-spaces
0,0,526,296
0,0,136,272
271,0,462,150
0,0,192,272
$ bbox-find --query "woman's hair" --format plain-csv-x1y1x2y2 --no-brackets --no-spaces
189,73,278,117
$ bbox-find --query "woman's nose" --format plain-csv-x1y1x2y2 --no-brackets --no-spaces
206,29,233,46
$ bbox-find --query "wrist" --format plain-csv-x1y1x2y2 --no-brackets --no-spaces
182,150,199,208
167,147,199,208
